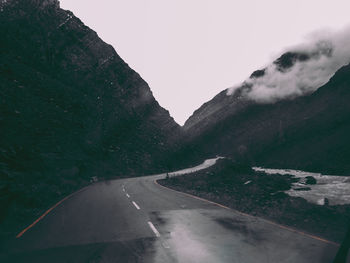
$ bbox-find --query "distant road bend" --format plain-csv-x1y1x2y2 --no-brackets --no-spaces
3,158,339,263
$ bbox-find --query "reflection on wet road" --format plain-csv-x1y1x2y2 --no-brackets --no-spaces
2,166,339,262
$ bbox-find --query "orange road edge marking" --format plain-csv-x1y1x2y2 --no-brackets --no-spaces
16,187,87,238
154,179,339,247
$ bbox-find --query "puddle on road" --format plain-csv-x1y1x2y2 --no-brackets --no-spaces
149,210,220,263
215,217,266,245
147,209,336,263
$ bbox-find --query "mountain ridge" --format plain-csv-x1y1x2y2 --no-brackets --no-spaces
0,0,180,239
181,61,350,175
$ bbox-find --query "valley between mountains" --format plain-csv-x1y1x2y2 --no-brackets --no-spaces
1,0,350,262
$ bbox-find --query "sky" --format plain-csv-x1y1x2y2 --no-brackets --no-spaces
60,0,350,125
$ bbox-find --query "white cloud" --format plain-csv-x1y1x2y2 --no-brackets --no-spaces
227,26,350,103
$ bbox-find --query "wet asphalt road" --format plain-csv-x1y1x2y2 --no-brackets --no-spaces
2,173,339,263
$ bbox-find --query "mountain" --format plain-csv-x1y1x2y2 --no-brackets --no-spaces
182,53,350,175
184,47,334,135
0,0,180,238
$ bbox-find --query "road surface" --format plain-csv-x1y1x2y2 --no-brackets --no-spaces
2,170,339,262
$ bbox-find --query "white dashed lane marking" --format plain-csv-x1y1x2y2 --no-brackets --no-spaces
132,201,140,210
148,221,160,237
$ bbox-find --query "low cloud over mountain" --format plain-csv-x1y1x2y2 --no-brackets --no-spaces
182,27,350,175
227,26,350,103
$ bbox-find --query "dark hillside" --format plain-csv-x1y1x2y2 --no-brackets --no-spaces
0,0,180,240
181,63,350,175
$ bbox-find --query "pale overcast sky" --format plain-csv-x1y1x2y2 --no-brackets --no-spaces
60,0,350,125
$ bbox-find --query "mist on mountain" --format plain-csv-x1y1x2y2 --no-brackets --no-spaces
227,26,350,103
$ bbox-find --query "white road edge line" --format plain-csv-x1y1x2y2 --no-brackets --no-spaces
148,221,161,237
126,193,130,198
132,201,140,210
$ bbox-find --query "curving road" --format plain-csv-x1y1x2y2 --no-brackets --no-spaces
2,165,339,262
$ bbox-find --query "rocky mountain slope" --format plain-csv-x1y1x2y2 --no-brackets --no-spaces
0,0,180,238
182,53,350,175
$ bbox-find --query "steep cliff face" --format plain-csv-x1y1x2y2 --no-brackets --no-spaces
182,59,350,174
256,63,350,173
1,0,180,171
0,0,179,236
